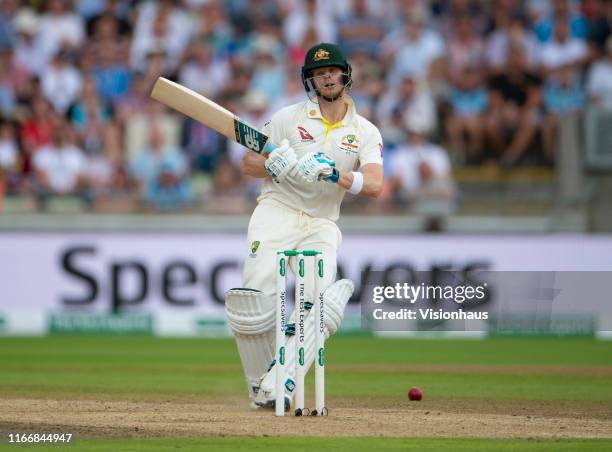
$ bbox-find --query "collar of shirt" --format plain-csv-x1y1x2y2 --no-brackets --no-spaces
306,96,357,137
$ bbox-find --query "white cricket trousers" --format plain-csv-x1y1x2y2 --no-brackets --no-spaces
243,198,341,297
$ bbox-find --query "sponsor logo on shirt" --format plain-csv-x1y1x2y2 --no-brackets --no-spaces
339,134,360,154
298,126,314,142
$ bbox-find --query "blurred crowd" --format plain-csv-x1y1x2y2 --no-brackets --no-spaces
0,0,610,213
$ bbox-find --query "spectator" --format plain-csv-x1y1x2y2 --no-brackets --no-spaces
90,41,131,104
248,37,286,104
337,0,385,55
247,16,284,57
348,48,385,120
40,49,83,114
82,139,114,203
81,119,130,209
69,77,112,133
283,0,337,48
221,56,253,100
12,8,47,75
179,40,229,98
37,0,86,61
376,75,436,147
107,164,138,200
586,36,612,108
384,0,429,34
484,0,525,32
486,46,543,165
287,26,321,67
385,7,446,86
131,0,193,72
87,11,130,57
269,71,307,112
0,46,30,115
533,0,589,42
191,0,234,59
85,0,132,38
0,0,19,48
447,66,488,162
228,0,280,38
76,115,132,211
447,14,486,83
32,122,89,209
0,0,610,215
486,13,540,72
72,78,114,160
115,72,150,121
386,115,455,205
181,115,226,175
20,96,57,180
130,125,191,211
124,99,181,161
544,68,586,115
87,14,131,103
427,56,452,107
435,0,488,41
540,17,588,72
142,47,171,88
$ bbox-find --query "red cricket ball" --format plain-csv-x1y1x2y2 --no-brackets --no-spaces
408,387,423,401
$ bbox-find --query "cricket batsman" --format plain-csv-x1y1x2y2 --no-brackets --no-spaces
224,43,384,409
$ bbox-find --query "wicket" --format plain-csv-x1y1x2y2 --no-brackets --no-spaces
275,250,325,417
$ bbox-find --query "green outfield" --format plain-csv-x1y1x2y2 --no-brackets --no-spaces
1,336,611,450
5,437,608,451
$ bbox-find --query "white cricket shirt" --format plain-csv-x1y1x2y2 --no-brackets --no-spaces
259,97,383,221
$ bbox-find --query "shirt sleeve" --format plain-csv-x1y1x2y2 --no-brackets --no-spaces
358,124,384,167
261,109,286,147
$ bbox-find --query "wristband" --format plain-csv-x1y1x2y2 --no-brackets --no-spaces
348,171,364,194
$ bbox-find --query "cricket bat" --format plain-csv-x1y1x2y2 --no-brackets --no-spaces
150,77,277,154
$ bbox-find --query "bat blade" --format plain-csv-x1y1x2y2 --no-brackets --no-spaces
150,77,275,154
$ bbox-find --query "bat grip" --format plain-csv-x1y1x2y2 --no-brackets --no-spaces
263,142,278,154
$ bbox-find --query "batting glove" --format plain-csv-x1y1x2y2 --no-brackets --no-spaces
264,139,298,183
292,152,339,183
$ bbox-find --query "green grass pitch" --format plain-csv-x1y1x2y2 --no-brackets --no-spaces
0,336,611,451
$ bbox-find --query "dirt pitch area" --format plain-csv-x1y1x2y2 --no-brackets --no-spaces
1,397,611,440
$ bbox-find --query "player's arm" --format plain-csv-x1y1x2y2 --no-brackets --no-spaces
240,152,269,179
336,163,384,198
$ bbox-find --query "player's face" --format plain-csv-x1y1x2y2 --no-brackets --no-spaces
310,66,345,98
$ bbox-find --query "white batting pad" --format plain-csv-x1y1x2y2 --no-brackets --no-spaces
225,288,276,400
